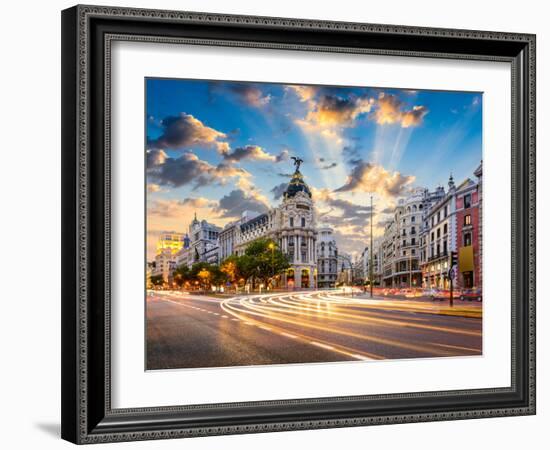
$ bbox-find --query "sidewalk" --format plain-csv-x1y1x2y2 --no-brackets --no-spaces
352,293,482,319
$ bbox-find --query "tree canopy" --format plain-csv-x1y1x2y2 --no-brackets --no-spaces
169,238,289,291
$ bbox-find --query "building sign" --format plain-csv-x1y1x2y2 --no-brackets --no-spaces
459,245,474,272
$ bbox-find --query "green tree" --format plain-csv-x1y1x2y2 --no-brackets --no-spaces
188,262,228,291
243,238,290,289
237,254,259,289
209,264,228,287
189,262,212,290
172,264,191,288
150,274,164,287
220,255,242,289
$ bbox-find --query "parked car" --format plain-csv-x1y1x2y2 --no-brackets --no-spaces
460,288,482,302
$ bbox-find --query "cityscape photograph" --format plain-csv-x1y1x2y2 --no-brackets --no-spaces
145,78,483,370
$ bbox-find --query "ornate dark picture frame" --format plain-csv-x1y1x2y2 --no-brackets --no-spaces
61,4,536,444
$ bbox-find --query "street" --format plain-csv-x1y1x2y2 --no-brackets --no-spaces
146,290,482,370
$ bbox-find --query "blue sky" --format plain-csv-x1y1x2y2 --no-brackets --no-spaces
146,78,482,259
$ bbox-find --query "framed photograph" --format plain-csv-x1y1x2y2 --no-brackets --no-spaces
61,5,536,444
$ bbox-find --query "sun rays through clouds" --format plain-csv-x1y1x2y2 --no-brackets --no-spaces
146,78,482,259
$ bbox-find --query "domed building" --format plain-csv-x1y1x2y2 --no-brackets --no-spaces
220,159,319,289
277,167,318,289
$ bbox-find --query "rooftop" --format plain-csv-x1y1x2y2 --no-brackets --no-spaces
283,169,312,199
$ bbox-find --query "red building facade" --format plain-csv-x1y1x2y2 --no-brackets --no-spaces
454,179,481,289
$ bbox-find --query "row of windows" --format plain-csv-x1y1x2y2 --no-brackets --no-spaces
402,226,417,236
427,195,472,228
423,233,471,259
463,193,472,209
430,240,448,258
431,223,448,241
287,236,313,245
318,263,337,273
430,205,449,227
403,204,423,214
402,215,417,225
396,260,419,271
161,235,183,241
289,217,307,227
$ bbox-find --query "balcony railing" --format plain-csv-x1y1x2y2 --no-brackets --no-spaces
428,251,448,262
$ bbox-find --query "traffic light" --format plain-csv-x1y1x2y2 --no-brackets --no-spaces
451,251,458,267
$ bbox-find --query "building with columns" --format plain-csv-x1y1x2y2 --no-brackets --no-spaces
189,213,221,265
174,214,221,268
316,227,338,288
361,239,383,286
216,163,320,289
380,188,425,288
420,176,458,289
277,168,318,289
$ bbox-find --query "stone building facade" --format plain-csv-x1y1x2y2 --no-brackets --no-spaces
381,188,425,288
316,227,338,288
360,240,382,286
153,231,185,282
455,175,481,289
218,165,321,289
418,169,482,290
189,213,221,265
420,176,458,289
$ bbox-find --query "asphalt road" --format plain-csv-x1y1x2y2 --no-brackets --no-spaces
146,290,482,370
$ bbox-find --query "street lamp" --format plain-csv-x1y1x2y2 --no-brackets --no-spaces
409,251,413,289
268,241,275,288
339,256,353,297
369,195,374,298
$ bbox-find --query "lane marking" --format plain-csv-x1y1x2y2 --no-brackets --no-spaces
280,332,297,339
434,343,480,352
351,354,372,361
310,341,335,350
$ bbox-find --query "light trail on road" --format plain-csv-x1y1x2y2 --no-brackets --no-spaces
263,293,481,336
147,290,482,370
220,291,482,359
220,297,381,360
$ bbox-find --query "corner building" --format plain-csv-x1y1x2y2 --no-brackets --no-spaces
455,169,482,290
221,166,319,289
381,189,425,288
